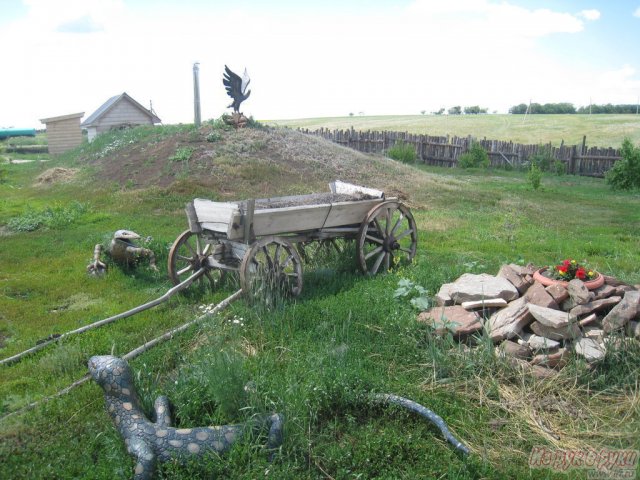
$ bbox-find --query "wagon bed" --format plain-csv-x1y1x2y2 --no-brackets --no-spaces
168,181,417,299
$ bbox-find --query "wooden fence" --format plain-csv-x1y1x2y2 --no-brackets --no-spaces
300,128,622,177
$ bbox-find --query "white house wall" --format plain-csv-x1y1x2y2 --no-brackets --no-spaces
95,100,154,134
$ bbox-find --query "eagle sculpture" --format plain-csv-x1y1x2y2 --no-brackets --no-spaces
223,65,251,113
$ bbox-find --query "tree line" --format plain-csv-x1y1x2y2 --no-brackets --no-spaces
509,103,639,114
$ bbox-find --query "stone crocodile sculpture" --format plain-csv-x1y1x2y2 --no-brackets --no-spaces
88,355,284,480
87,230,158,276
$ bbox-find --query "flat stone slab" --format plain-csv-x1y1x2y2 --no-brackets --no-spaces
591,284,617,300
531,347,569,369
485,297,532,342
525,282,559,309
417,306,482,338
497,264,531,294
568,279,591,305
495,339,531,359
545,283,569,304
449,273,519,304
530,320,580,341
519,333,560,351
435,283,454,307
574,337,606,362
528,304,574,329
569,296,621,318
603,291,640,333
461,298,508,310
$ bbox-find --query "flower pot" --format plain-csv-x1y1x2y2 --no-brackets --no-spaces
533,267,604,290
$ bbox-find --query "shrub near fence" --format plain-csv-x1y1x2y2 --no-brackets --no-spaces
301,128,622,177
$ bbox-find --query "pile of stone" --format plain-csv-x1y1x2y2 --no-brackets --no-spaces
418,265,640,378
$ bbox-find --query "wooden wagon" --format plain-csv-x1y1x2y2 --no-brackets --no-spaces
167,181,417,298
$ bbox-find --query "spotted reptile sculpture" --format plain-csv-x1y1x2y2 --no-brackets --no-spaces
88,355,284,480
90,355,469,479
87,230,158,276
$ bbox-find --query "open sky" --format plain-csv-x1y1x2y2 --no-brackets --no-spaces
1,0,639,128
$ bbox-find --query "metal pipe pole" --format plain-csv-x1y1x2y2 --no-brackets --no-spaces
193,62,201,127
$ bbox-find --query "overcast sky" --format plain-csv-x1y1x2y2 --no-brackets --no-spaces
1,0,639,128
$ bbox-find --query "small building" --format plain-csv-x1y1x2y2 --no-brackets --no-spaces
39,112,84,155
81,92,161,142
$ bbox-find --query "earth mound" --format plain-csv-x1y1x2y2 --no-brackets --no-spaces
86,125,442,203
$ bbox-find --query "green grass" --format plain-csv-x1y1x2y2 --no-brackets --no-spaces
1,126,639,479
267,114,640,148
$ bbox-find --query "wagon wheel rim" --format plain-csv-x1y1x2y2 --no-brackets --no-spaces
357,201,417,275
240,236,303,301
168,230,223,288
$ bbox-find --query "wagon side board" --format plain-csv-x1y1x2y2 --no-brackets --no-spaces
226,197,392,240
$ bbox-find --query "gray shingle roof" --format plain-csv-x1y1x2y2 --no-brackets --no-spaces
81,92,161,127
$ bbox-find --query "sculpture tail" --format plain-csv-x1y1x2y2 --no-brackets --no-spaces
371,393,470,455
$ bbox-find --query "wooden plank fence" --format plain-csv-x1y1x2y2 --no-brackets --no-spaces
300,128,622,177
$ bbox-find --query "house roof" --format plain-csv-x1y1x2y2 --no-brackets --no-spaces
40,112,85,124
81,92,161,127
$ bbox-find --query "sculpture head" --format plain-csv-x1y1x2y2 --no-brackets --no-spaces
113,230,141,241
88,355,134,395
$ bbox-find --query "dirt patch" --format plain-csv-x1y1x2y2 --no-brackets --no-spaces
35,167,79,185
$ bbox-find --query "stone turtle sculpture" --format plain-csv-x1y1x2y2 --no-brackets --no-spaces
88,355,283,480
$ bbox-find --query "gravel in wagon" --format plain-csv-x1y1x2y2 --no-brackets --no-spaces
254,192,376,209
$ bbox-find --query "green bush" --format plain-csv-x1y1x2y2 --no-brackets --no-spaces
527,164,542,190
458,142,489,169
606,138,640,190
527,145,558,172
387,141,417,163
169,146,194,162
553,159,566,175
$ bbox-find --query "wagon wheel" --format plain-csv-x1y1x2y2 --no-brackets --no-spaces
357,201,417,275
240,236,303,301
168,230,223,288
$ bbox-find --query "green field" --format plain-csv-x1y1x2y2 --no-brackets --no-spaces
1,124,639,479
267,114,640,148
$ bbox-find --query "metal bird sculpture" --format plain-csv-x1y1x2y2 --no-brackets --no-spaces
223,65,251,113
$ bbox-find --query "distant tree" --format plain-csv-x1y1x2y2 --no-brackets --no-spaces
420,110,426,115
577,103,638,114
509,103,528,114
349,112,354,117
433,108,445,115
463,105,488,114
509,102,575,114
448,106,462,115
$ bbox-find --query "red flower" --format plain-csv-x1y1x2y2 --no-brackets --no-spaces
557,265,568,273
562,259,572,267
575,267,586,279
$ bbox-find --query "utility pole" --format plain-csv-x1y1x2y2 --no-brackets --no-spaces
193,62,201,127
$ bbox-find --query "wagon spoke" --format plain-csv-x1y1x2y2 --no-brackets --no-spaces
262,246,274,269
177,265,192,276
184,239,197,257
384,252,390,271
384,208,391,236
395,228,414,241
365,234,384,245
177,254,193,262
370,251,386,275
391,213,404,236
281,254,294,268
399,247,413,255
365,245,383,260
373,218,384,237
